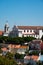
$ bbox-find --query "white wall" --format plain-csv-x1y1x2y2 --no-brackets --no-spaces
3,33,9,36
13,27,43,39
18,32,22,37
18,29,39,38
39,30,43,38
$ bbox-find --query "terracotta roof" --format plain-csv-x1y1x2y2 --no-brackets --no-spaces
8,44,20,48
32,55,39,61
18,26,43,30
8,44,28,49
24,55,39,61
19,46,28,48
1,47,8,51
0,31,3,35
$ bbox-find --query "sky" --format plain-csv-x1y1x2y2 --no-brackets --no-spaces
0,0,43,30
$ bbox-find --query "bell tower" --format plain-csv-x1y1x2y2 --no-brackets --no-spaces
4,21,9,33
3,21,9,36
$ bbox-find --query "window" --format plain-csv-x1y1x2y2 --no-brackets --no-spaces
36,35,37,37
24,30,25,32
7,28,8,31
42,29,43,32
30,30,32,32
27,30,29,32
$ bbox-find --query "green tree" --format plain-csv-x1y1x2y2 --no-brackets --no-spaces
29,50,39,55
0,36,36,44
41,50,43,55
5,52,14,59
15,53,24,59
25,50,29,55
0,49,2,53
0,56,18,65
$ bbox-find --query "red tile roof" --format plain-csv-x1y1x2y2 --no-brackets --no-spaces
8,44,28,49
32,55,39,61
18,26,43,30
24,55,39,61
0,31,3,35
8,44,20,49
1,47,8,51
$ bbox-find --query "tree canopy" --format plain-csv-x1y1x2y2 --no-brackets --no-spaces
0,52,18,65
0,36,36,45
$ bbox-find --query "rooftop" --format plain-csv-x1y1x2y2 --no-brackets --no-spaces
24,55,39,61
17,26,43,30
8,44,28,49
0,31,3,35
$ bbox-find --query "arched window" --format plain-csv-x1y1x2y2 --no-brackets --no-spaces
24,30,25,32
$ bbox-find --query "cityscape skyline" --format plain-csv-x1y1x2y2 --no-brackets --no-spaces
0,0,43,30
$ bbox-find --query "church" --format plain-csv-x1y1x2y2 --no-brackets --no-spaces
3,22,43,39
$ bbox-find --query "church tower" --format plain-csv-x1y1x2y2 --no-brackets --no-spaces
3,21,9,36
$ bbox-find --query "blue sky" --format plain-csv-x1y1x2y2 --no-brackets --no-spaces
0,0,43,30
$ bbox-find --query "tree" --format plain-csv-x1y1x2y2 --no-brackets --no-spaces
25,50,29,55
15,53,24,59
0,49,2,53
0,36,36,44
0,55,18,65
29,50,39,55
41,50,43,55
5,52,14,59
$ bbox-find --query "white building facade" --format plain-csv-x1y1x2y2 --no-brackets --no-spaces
11,25,43,39
3,22,43,39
